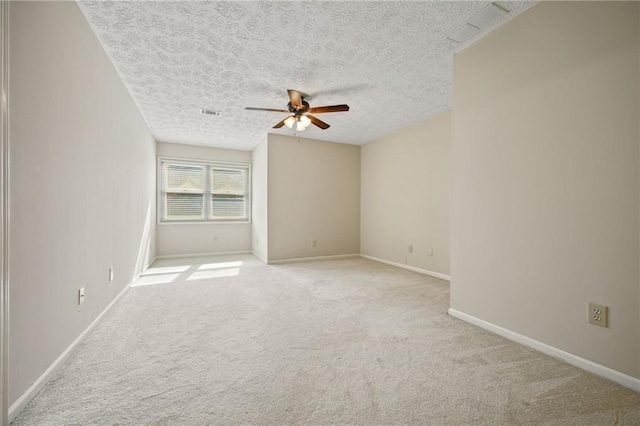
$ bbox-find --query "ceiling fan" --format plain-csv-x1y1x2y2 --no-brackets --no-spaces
245,89,349,131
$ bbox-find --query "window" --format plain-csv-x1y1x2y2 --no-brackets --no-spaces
158,157,251,223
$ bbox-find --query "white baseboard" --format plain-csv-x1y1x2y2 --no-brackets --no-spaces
251,251,267,264
268,254,359,265
154,250,251,261
9,284,131,422
360,254,451,281
134,258,155,283
448,308,640,393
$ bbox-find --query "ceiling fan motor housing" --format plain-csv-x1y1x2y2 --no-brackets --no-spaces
288,100,310,115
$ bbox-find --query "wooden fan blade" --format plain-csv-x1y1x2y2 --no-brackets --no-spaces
245,107,289,113
307,104,350,114
307,114,330,130
288,89,303,109
273,117,288,129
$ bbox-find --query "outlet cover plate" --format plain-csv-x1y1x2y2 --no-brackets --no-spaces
78,287,85,305
588,303,608,327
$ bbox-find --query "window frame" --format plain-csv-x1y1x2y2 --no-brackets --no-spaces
157,156,252,225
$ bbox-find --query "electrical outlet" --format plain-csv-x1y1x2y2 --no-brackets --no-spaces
427,248,433,257
78,287,85,305
108,267,114,282
312,239,317,247
408,245,413,254
588,303,608,327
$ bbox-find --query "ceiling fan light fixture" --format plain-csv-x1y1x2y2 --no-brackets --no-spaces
246,89,348,131
299,115,311,127
284,116,296,129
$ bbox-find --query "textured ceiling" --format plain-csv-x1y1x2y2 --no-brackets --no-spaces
79,1,535,151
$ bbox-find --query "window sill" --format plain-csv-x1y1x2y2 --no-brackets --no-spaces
157,221,251,226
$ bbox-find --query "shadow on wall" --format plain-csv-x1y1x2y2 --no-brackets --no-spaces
134,204,154,280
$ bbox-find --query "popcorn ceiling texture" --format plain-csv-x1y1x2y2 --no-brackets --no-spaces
78,1,535,150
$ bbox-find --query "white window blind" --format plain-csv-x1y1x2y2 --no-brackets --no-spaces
159,158,250,223
211,168,246,218
164,164,205,219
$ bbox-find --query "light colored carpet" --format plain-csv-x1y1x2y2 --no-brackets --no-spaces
12,255,640,425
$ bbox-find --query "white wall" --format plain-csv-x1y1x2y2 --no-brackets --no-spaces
251,137,268,262
361,112,450,276
267,134,360,261
10,1,156,405
451,1,639,378
156,142,252,257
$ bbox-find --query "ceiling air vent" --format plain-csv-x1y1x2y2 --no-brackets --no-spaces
199,108,223,117
447,3,509,45
469,3,509,29
448,24,481,45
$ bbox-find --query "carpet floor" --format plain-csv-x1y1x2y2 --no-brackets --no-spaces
12,255,640,425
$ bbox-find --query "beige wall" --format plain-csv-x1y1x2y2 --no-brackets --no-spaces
10,1,156,404
251,137,268,262
361,112,450,276
267,134,360,261
451,1,639,378
156,142,252,257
